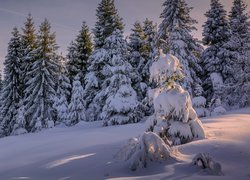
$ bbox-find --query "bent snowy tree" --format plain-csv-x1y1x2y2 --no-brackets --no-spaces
146,51,205,145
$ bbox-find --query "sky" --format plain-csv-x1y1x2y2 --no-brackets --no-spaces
0,0,250,71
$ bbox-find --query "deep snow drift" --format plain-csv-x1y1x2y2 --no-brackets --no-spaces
0,108,250,180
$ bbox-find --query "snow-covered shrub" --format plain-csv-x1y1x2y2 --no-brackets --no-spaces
11,103,27,136
146,51,205,145
193,96,209,117
115,132,173,171
192,153,223,176
210,98,227,116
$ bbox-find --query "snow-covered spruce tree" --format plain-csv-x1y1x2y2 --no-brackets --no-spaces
66,22,93,84
53,56,71,125
83,48,107,121
128,21,146,101
93,0,124,49
142,18,159,87
0,72,3,93
67,75,86,126
85,0,124,121
11,100,27,136
192,84,209,117
225,0,250,107
201,0,231,105
100,30,139,126
24,19,60,132
0,27,24,137
158,0,203,96
21,13,36,99
146,50,205,145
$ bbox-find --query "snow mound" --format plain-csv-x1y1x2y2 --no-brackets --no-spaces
192,153,223,176
115,132,174,171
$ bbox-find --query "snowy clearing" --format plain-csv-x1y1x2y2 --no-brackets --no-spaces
0,108,250,180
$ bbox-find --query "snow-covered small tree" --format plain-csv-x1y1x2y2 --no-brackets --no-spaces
66,22,93,84
93,0,124,49
146,50,205,145
0,27,24,136
97,30,139,126
158,0,203,96
192,84,209,117
11,101,27,136
24,19,59,132
201,0,231,102
67,75,86,126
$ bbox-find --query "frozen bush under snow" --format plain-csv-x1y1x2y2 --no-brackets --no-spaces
115,132,173,171
192,153,223,176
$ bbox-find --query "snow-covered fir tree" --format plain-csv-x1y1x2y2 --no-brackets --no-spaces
66,22,93,84
201,0,231,105
0,27,23,137
53,56,71,125
142,18,159,87
192,84,209,117
93,0,124,49
100,30,139,126
24,19,60,132
0,72,3,94
67,75,86,126
11,100,27,136
128,21,146,101
85,0,124,121
146,50,205,145
158,0,203,96
225,0,250,107
21,13,36,99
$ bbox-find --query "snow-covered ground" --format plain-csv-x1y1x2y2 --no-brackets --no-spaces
0,108,250,180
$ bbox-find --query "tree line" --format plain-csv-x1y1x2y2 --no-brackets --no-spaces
0,0,249,137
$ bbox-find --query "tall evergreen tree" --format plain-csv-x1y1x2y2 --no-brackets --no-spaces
158,0,203,96
24,19,59,132
67,75,86,126
54,56,71,125
128,21,146,101
99,30,139,126
142,18,159,86
93,0,124,49
226,0,250,107
21,13,36,98
0,27,23,136
85,0,124,121
202,0,231,103
66,22,93,84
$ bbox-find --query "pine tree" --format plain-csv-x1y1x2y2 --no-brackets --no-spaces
142,18,159,86
100,30,139,126
128,21,146,101
24,19,59,132
67,75,86,126
54,56,71,125
0,27,23,136
83,48,108,121
93,0,124,49
21,13,36,98
158,0,203,96
226,0,250,107
85,0,124,121
66,22,93,84
202,0,231,103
